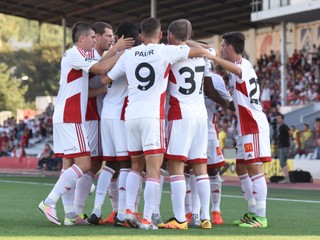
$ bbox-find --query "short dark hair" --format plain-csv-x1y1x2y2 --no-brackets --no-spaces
116,20,141,46
278,113,284,119
168,19,188,42
72,21,95,43
140,17,161,38
222,31,245,54
178,19,192,39
93,22,112,35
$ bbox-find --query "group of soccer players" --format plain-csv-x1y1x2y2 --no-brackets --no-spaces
38,16,271,230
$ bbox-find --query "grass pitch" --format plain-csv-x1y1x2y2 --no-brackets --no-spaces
0,175,319,240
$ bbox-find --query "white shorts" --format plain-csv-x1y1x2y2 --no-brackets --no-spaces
165,118,208,165
125,118,165,156
101,119,129,161
53,123,90,159
207,138,225,168
236,129,272,164
85,120,102,160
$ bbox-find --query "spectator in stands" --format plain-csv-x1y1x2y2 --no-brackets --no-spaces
301,123,313,154
314,117,320,140
13,143,25,160
16,119,26,144
37,143,54,170
309,44,318,65
0,132,10,156
20,129,29,149
276,114,291,183
289,125,301,157
45,103,54,117
7,140,15,157
39,118,47,142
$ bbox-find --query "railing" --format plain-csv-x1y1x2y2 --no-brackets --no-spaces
251,0,291,12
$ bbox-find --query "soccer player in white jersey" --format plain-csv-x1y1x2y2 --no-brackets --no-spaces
101,17,208,230
64,22,134,225
38,21,123,226
161,19,212,230
204,71,233,225
88,20,141,227
204,32,271,228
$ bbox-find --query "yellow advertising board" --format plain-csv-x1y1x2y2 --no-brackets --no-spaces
223,159,294,177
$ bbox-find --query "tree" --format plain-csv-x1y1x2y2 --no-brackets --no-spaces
0,63,30,112
0,13,73,103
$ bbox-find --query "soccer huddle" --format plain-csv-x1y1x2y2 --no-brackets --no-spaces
38,17,271,230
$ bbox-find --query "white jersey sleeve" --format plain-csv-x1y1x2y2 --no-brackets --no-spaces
53,46,98,124
228,58,269,136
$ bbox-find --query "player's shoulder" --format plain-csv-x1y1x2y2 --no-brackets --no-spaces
239,58,253,68
64,46,86,59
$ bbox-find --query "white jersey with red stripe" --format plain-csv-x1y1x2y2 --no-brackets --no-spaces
228,58,269,136
86,48,104,121
205,72,232,140
53,46,97,124
101,73,128,120
167,48,210,120
107,43,190,120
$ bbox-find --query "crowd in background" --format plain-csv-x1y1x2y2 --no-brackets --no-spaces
1,47,320,162
0,103,61,170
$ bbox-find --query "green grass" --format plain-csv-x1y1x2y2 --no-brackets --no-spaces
0,175,320,240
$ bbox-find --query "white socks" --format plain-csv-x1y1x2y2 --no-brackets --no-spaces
251,173,267,217
92,166,115,217
239,173,256,214
210,173,222,212
170,175,186,222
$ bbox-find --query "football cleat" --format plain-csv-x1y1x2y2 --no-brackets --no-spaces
89,213,103,225
114,216,130,228
239,216,268,228
212,211,223,225
200,219,212,229
125,209,142,228
233,212,255,225
185,212,192,225
189,214,200,228
160,217,188,230
38,201,61,226
64,215,89,226
140,218,158,230
103,211,117,224
151,213,164,228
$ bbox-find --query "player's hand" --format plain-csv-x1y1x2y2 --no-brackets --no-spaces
113,36,135,51
222,100,230,109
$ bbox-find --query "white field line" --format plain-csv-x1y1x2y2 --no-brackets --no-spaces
1,179,320,204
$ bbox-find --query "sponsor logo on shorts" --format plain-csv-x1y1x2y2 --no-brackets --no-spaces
116,150,128,154
244,143,253,152
247,153,253,158
144,142,160,147
64,146,77,152
216,147,222,155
